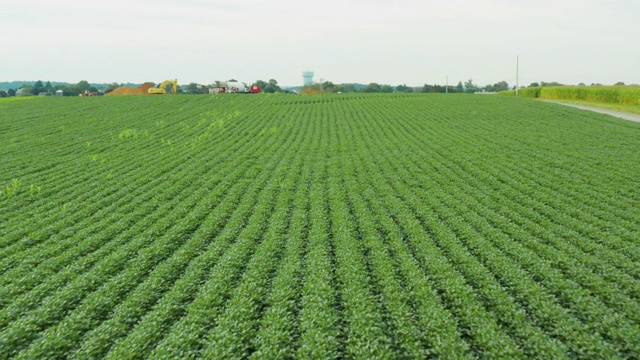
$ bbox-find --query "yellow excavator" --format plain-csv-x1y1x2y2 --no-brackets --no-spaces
148,79,178,94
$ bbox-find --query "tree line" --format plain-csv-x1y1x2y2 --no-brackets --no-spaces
0,80,108,97
303,79,511,94
5,78,626,98
0,78,513,98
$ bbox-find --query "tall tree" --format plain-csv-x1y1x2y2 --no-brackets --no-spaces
464,79,478,93
31,80,46,95
77,80,91,92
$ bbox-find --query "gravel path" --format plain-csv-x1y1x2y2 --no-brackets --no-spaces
542,100,640,123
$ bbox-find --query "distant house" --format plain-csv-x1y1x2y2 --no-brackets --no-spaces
16,88,28,96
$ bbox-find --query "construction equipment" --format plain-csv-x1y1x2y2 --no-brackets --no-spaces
149,79,178,94
210,81,261,94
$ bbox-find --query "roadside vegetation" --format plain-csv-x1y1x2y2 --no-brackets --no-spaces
501,85,640,114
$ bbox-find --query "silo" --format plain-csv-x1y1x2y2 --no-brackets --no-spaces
55,90,63,97
302,71,314,86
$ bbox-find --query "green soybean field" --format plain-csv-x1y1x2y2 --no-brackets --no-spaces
1,93,639,359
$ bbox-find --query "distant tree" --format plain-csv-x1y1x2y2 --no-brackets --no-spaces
362,83,381,93
322,81,335,93
464,79,479,93
302,83,321,93
590,83,602,86
490,81,509,92
77,80,91,92
381,84,394,93
541,81,563,87
7,88,16,97
20,84,34,96
529,82,540,87
228,79,238,82
63,86,82,97
0,90,6,98
578,83,586,86
185,83,205,94
31,80,47,95
258,79,282,93
614,82,625,86
105,82,120,93
263,84,278,93
396,84,413,93
420,84,433,93
455,81,464,93
343,84,357,93
45,81,53,92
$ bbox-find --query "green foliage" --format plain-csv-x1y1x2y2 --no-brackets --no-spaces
0,94,639,358
2,179,21,198
501,85,640,105
395,84,413,93
118,128,138,141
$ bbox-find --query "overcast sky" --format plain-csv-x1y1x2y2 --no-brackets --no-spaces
2,0,639,87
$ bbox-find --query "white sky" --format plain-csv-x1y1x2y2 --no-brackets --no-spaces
2,0,639,87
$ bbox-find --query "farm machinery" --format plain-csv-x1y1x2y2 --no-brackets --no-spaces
210,81,261,94
149,79,178,94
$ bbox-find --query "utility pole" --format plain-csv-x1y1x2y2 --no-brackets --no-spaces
446,75,448,93
516,55,519,97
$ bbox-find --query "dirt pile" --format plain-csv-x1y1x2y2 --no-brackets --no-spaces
138,82,155,93
105,82,156,96
302,88,323,95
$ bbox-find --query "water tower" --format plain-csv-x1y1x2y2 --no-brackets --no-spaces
302,71,314,86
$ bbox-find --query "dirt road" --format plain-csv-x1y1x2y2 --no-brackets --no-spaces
542,100,640,123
